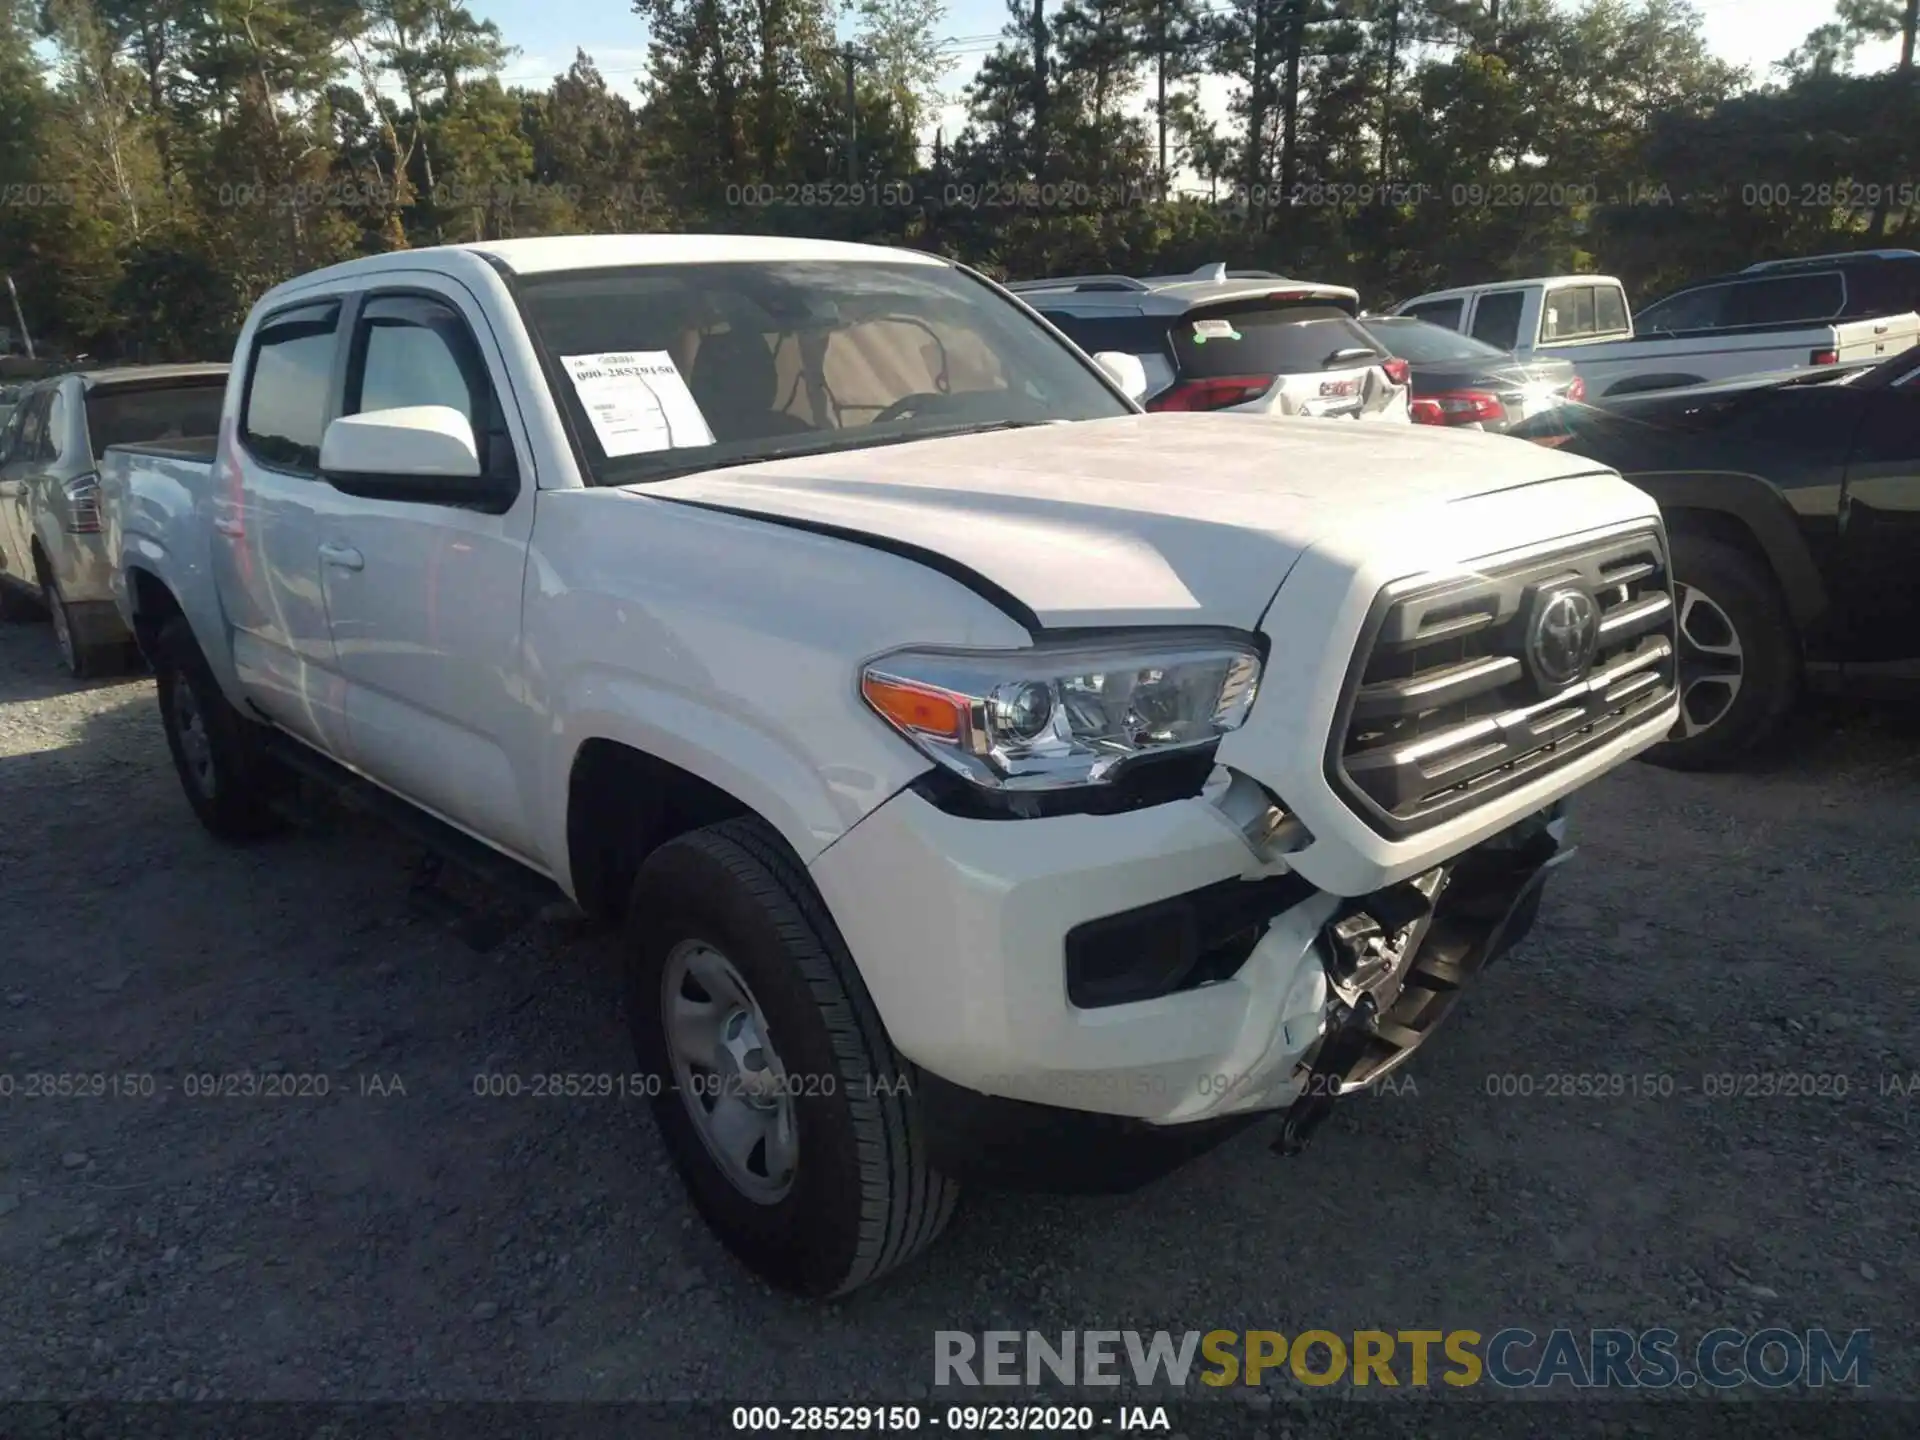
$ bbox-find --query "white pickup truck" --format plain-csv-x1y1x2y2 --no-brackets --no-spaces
1394,271,1920,398
101,234,1681,1296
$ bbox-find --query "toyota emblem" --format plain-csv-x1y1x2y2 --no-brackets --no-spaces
1526,586,1600,692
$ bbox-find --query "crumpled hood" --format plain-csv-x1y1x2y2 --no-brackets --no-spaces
637,413,1614,629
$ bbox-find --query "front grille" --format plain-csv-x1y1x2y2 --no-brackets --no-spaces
1328,526,1677,837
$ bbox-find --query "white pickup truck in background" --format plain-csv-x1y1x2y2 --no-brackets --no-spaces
1395,264,1920,398
100,234,1681,1296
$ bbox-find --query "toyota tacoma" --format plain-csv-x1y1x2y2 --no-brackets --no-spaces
99,235,1681,1296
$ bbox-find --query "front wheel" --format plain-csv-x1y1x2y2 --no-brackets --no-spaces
625,817,958,1296
1645,531,1799,771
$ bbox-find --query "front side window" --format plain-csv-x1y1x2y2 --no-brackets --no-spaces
1402,298,1465,330
514,260,1131,485
349,296,483,423
1469,291,1525,350
242,302,341,471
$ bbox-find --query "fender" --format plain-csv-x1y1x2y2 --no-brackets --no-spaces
1623,469,1831,631
537,675,896,888
120,552,250,714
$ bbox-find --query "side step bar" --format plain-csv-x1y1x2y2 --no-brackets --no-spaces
257,729,570,914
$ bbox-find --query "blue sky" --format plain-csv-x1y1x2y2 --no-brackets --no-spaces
470,0,1890,141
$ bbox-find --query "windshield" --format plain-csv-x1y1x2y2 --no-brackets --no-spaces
513,260,1132,485
1360,318,1511,363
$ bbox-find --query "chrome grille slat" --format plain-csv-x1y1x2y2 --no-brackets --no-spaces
1328,528,1679,836
1352,654,1523,720
1597,592,1673,643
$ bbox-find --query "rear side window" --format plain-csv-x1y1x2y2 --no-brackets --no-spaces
41,388,66,460
1725,273,1844,327
1035,312,1174,362
1838,259,1920,317
86,381,227,456
1596,285,1629,333
1401,298,1464,330
242,301,341,472
1469,291,1525,349
1634,284,1726,333
1170,304,1382,378
12,390,51,462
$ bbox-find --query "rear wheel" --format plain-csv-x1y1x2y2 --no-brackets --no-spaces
625,817,958,1296
1645,531,1799,771
153,617,285,839
36,563,121,679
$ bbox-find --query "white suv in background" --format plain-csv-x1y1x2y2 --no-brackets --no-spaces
1009,264,1411,421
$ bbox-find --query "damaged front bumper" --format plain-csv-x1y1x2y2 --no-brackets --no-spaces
911,802,1572,1193
1273,807,1573,1155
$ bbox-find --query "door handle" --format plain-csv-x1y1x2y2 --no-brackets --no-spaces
319,542,364,571
212,515,243,537
1874,322,1889,334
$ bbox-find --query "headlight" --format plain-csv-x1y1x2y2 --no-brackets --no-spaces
860,633,1263,791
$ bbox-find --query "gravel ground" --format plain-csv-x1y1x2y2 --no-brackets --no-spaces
1,613,1916,1422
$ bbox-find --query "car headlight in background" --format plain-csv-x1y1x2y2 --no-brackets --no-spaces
861,634,1263,791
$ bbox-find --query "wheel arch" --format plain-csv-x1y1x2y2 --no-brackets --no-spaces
563,733,821,924
125,563,186,661
1625,470,1829,636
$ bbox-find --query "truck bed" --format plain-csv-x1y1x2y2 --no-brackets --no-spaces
105,436,219,462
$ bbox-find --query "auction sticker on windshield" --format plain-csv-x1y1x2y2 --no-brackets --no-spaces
561,352,716,456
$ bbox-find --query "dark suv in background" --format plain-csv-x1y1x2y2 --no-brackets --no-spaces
1633,248,1920,336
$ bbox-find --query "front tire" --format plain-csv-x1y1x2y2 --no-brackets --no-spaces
1645,531,1799,771
153,617,285,839
625,817,958,1296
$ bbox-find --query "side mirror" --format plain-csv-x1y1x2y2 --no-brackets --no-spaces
322,405,480,478
1092,351,1151,404
319,405,510,510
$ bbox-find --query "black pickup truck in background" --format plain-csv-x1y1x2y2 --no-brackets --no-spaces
1510,342,1920,769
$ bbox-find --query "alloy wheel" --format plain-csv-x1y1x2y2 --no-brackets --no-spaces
1674,582,1745,738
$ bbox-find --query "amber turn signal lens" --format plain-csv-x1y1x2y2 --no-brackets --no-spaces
861,674,967,740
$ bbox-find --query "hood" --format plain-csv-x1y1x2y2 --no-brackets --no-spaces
635,413,1613,630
